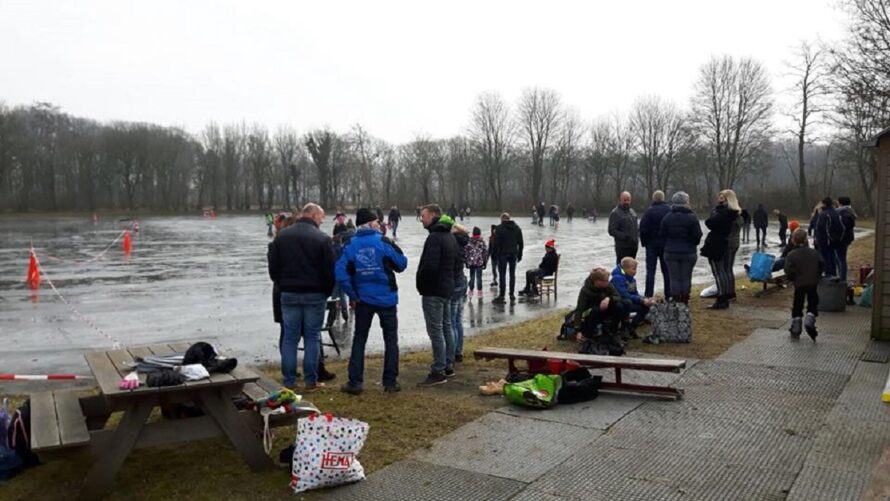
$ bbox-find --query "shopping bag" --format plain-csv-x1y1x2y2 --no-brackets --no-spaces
290,413,369,493
748,252,776,281
503,373,562,409
649,301,692,343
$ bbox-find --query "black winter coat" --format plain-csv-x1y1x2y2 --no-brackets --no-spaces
494,220,524,260
639,201,671,249
701,204,738,260
659,206,702,255
416,217,459,298
753,207,768,228
268,218,336,295
539,251,559,275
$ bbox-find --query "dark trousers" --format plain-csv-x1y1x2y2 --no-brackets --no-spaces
645,246,670,297
742,224,751,243
468,266,483,290
490,254,499,284
498,254,517,297
523,268,546,293
347,302,399,387
779,228,787,247
820,245,840,278
755,226,766,247
615,245,638,265
580,300,625,338
837,244,849,281
792,286,819,318
625,302,650,330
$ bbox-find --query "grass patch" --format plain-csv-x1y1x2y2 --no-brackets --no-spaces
2,232,876,499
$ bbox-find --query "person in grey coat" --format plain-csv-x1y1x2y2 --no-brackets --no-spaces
608,191,639,264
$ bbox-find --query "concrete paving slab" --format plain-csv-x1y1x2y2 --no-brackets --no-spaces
829,361,890,422
803,420,890,472
861,340,890,363
673,360,848,400
315,459,526,501
717,340,862,375
787,464,870,501
411,412,600,483
508,490,577,501
496,393,646,430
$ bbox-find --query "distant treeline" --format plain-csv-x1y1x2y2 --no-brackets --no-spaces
0,0,886,215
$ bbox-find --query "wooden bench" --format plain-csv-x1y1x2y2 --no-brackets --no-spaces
30,390,91,459
474,346,686,399
753,270,788,297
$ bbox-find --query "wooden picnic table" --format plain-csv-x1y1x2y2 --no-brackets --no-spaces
77,342,274,499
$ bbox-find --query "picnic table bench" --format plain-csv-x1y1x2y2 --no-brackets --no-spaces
29,342,318,500
474,347,686,399
752,270,788,297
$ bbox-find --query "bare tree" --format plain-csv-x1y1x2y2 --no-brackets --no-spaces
629,95,694,195
691,55,774,189
606,112,634,197
274,126,300,208
469,91,514,210
517,88,562,205
246,125,271,209
551,109,585,204
583,118,613,209
305,130,334,208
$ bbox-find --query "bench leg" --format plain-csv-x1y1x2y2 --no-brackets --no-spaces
80,398,154,500
199,389,273,471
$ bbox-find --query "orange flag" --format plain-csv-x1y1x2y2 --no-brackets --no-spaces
27,250,41,290
123,231,132,254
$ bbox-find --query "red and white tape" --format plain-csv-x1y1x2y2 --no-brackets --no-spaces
0,374,93,381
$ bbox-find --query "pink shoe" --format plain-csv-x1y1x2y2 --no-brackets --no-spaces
477,289,483,298
467,289,474,297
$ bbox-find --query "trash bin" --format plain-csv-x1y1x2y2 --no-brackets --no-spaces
818,277,847,312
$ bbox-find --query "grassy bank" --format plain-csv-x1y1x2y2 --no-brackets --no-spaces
2,231,876,500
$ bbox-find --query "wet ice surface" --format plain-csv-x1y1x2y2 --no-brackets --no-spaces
0,214,859,376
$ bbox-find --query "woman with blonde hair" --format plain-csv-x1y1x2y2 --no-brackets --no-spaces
700,189,742,310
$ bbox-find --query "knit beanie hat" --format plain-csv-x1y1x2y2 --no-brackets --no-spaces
355,208,377,226
472,226,481,236
671,191,690,206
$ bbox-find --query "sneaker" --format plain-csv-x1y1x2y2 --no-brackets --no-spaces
509,294,516,302
454,354,463,363
318,369,337,382
467,289,474,297
383,383,402,393
340,383,363,395
492,296,506,304
789,317,802,339
444,367,456,378
304,382,326,393
804,313,818,342
417,372,447,387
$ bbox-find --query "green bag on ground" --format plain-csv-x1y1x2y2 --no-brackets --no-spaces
860,284,873,308
503,374,562,409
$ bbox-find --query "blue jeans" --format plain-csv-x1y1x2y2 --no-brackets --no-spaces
348,302,399,388
421,296,453,374
450,295,465,358
645,246,670,298
391,221,399,238
665,252,697,296
280,292,327,386
468,267,483,291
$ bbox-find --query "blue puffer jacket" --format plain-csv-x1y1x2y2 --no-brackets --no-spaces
335,228,408,307
639,201,671,249
610,265,644,304
659,206,703,255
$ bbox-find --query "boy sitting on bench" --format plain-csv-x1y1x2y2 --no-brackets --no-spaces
572,267,629,355
610,257,655,339
518,239,558,297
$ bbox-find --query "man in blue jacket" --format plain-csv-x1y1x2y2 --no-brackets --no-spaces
610,257,655,338
638,190,672,298
335,208,408,394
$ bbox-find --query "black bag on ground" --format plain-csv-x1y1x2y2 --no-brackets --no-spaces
557,368,602,404
7,399,40,468
579,334,626,356
557,309,577,340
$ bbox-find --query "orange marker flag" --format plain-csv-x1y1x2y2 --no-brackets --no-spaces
123,230,132,254
27,249,41,290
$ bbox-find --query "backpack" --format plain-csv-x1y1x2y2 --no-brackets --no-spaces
557,368,602,404
557,309,578,340
825,211,845,246
838,209,856,245
8,399,39,468
0,398,21,480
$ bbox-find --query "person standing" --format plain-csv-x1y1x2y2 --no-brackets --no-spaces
265,212,274,237
493,212,524,304
774,209,789,247
388,206,402,238
740,207,751,243
701,190,741,309
488,224,499,288
639,190,671,298
447,203,459,220
658,192,702,304
536,203,546,226
566,203,574,222
814,197,845,277
451,223,470,362
465,227,489,298
267,203,335,392
608,191,639,264
416,204,459,386
785,228,824,342
836,196,857,281
336,209,408,395
753,204,768,248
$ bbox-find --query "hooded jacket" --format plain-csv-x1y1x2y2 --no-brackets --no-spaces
701,203,738,260
335,228,408,307
573,276,626,326
785,243,824,288
268,218,336,295
608,205,639,248
815,205,844,248
836,205,857,246
465,236,489,268
610,265,644,304
453,227,470,294
753,206,768,228
416,216,459,298
639,201,671,249
494,219,524,260
659,205,703,255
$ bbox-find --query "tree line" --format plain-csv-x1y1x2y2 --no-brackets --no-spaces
0,0,887,215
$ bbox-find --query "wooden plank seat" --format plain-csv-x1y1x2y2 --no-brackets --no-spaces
473,346,686,399
753,270,788,297
30,390,91,455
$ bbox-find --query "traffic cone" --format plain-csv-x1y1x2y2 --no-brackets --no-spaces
123,230,132,254
27,249,41,290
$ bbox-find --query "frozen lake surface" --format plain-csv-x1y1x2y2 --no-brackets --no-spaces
0,213,817,375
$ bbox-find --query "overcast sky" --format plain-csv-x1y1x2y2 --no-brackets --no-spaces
0,0,847,143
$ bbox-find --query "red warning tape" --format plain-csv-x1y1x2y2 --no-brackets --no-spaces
0,374,93,381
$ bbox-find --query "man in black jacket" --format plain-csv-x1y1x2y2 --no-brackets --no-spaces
753,204,768,248
493,212,524,303
638,190,671,298
416,204,460,386
774,209,789,247
608,191,639,264
268,203,335,392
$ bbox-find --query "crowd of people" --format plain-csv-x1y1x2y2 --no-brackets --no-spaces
266,189,858,391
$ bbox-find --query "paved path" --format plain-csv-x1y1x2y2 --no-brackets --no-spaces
321,307,890,500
